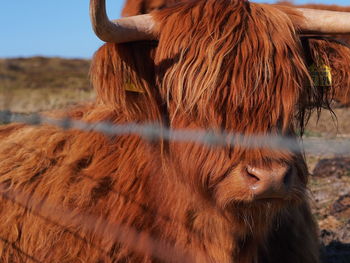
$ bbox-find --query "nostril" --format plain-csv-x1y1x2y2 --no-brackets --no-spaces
245,166,260,184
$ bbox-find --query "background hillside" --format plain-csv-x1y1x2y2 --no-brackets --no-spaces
0,57,94,112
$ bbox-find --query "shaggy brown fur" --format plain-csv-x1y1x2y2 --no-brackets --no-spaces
122,0,350,107
0,0,337,262
122,0,179,16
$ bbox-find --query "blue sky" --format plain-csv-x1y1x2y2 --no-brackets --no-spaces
0,0,348,58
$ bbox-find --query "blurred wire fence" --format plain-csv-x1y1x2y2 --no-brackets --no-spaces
1,110,350,156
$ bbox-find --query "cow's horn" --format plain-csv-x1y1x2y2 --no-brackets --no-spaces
90,0,156,43
298,8,350,34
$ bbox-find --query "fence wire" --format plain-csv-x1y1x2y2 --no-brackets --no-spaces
0,110,349,156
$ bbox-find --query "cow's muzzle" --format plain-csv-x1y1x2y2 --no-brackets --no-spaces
244,164,296,200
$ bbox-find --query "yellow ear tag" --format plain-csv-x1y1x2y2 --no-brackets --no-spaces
308,64,332,87
124,82,144,93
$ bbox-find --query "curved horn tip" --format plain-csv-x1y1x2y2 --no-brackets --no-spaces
89,0,157,43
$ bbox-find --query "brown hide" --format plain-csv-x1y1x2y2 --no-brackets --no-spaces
122,0,350,107
122,0,180,16
0,1,327,262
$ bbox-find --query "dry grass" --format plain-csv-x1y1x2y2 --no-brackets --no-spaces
0,57,95,112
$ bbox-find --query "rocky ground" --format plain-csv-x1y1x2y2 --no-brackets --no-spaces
306,109,350,263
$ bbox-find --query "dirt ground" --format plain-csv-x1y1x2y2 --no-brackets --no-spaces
306,109,350,263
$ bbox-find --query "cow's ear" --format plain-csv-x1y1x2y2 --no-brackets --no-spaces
305,38,350,107
273,6,350,107
90,41,162,122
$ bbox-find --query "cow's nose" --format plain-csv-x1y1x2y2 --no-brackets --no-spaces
244,164,295,199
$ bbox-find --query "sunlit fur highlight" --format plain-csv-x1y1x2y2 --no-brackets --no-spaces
153,1,313,133
0,0,329,262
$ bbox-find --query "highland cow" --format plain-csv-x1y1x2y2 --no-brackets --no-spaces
0,0,350,262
